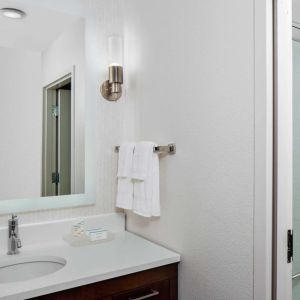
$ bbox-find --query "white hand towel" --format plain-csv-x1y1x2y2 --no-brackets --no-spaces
116,143,135,210
132,142,154,180
117,143,135,177
116,178,134,210
132,142,160,217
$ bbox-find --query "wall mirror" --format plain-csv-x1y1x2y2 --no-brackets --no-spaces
0,0,97,214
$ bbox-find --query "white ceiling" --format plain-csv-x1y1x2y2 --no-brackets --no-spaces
0,0,83,52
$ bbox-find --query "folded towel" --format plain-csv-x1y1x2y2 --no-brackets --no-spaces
132,142,154,180
117,142,135,178
116,143,135,210
116,178,134,209
132,142,160,217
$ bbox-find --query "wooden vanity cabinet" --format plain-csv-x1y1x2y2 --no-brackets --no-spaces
30,263,178,300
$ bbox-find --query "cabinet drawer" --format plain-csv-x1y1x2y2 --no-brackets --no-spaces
113,280,169,300
29,264,178,300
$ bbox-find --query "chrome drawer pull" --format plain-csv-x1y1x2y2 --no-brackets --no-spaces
129,289,159,300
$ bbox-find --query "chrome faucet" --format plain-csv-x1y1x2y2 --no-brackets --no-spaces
7,214,22,255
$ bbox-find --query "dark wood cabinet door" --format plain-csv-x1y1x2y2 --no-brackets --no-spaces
113,280,169,300
29,264,178,300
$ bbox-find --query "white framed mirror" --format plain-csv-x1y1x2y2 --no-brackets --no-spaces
0,0,97,214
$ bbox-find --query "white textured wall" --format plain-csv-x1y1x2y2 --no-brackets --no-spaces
124,1,254,299
0,3,256,299
0,47,42,200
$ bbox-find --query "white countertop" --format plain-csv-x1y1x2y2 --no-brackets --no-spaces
0,215,180,300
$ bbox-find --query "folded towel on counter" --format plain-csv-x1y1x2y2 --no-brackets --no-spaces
132,142,160,217
116,143,135,210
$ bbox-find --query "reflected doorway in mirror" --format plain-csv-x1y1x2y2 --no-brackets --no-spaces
42,73,74,197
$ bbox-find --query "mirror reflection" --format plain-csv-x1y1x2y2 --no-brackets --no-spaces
0,1,85,200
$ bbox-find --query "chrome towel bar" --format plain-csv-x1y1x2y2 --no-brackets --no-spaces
115,143,176,155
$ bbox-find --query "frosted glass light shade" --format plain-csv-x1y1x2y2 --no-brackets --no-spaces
108,36,123,66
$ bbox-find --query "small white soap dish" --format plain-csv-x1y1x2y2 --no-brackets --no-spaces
63,230,114,247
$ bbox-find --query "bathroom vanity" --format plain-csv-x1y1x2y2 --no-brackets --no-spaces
0,2,181,298
0,214,180,300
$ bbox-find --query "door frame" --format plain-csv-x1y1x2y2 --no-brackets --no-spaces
254,0,294,299
253,0,274,299
272,0,293,299
42,67,76,196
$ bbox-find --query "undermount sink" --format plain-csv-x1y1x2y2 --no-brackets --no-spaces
0,256,66,283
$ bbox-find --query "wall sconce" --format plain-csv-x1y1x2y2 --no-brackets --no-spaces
100,36,123,101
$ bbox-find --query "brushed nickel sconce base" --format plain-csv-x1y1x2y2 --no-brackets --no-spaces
101,65,123,101
100,80,122,102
